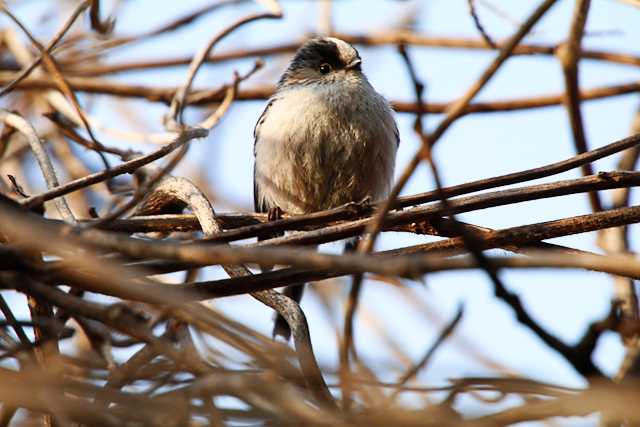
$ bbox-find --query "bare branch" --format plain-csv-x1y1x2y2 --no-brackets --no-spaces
0,109,75,223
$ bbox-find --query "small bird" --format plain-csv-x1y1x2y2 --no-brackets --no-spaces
253,37,399,340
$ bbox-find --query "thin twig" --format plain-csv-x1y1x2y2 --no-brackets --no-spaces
558,0,600,211
88,0,114,34
388,305,464,401
467,0,497,48
0,109,75,223
164,6,281,129
3,74,638,114
19,128,208,210
0,1,90,98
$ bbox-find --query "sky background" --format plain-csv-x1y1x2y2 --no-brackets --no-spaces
5,0,640,424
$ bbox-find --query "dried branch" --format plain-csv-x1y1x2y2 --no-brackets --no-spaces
88,0,114,34
0,109,75,223
164,5,281,129
3,75,638,114
467,0,497,48
19,127,208,210
387,305,464,401
62,34,640,77
1,4,112,173
558,0,600,211
134,174,335,408
0,1,89,97
164,204,640,295
82,131,640,241
355,0,562,287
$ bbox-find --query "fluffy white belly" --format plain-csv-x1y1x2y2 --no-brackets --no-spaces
254,84,397,214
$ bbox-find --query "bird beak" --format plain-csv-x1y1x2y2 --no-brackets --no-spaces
345,59,362,71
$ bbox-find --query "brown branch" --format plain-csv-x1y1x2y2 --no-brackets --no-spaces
470,380,640,425
88,0,114,34
96,0,249,49
7,274,212,376
429,0,559,145
132,174,335,408
1,5,112,175
90,140,190,226
118,217,588,278
558,0,600,211
9,192,640,299
0,1,89,98
42,170,638,258
335,31,640,67
0,110,76,223
403,38,584,384
388,305,464,402
172,203,640,294
19,128,208,210
164,6,281,128
244,171,640,249
467,0,497,48
79,131,640,239
44,112,135,159
1,76,638,114
61,35,640,77
19,172,640,280
608,108,640,382
59,42,299,76
0,295,32,350
351,0,562,312
343,4,562,391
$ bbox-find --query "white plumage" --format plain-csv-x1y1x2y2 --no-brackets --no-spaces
254,39,398,215
252,37,399,340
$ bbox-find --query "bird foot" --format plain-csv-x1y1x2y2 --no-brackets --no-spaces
267,206,283,222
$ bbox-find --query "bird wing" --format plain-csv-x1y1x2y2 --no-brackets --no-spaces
393,120,400,147
253,98,276,214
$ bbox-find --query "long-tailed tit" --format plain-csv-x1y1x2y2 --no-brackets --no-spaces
253,37,399,340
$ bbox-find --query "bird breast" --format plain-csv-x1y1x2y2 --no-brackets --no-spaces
254,82,397,214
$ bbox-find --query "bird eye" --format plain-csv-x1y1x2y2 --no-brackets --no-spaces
319,63,332,74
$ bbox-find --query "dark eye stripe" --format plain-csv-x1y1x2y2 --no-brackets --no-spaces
290,39,341,70
278,38,358,87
